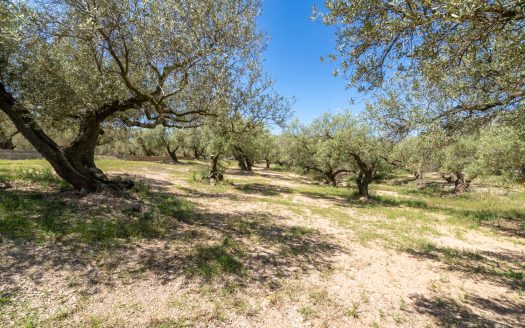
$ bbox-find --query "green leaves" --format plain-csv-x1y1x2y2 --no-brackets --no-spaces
322,0,525,131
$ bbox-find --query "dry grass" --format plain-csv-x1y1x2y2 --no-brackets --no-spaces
1,158,524,327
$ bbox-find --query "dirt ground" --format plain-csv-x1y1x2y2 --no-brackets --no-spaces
1,162,524,327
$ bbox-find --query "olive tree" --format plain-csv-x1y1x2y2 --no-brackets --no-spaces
335,118,390,198
0,117,18,150
257,131,279,169
320,0,525,127
286,115,353,186
390,133,443,186
286,112,390,196
472,125,525,182
0,0,264,191
184,127,207,160
438,136,479,194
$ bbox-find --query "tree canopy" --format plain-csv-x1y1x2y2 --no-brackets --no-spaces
320,0,525,132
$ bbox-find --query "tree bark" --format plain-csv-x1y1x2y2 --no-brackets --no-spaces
208,154,223,184
0,82,146,191
325,171,337,186
63,113,109,182
350,153,374,198
355,171,373,198
453,172,470,194
246,158,253,171
236,156,248,171
233,146,252,171
167,145,180,163
0,129,18,149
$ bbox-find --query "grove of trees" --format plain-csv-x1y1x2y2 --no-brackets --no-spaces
1,0,523,198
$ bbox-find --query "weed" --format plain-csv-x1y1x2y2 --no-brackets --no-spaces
345,303,359,318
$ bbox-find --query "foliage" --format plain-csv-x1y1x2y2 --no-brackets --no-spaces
284,112,390,195
472,125,525,181
0,0,282,190
321,0,525,132
284,114,352,184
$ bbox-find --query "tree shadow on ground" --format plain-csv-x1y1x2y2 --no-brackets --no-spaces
254,170,297,183
0,184,344,304
347,195,525,238
111,173,174,192
233,183,294,196
225,168,256,176
178,186,248,201
138,209,343,286
405,243,524,291
411,294,522,328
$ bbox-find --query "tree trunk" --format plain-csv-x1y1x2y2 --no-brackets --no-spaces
233,146,253,172
0,92,101,190
265,159,270,169
237,157,248,171
441,173,454,184
0,129,17,149
355,170,373,198
453,172,470,194
167,145,180,164
193,148,199,159
63,113,109,183
414,169,423,188
208,154,223,184
325,171,337,186
0,82,145,191
246,159,253,171
350,153,374,198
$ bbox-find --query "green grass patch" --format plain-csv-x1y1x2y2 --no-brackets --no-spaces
186,236,245,280
0,186,193,245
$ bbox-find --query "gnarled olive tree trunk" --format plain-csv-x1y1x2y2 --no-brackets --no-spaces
442,172,471,194
324,171,337,187
167,145,180,164
208,154,223,184
350,153,374,198
0,129,17,149
233,146,253,171
0,83,145,191
453,172,471,194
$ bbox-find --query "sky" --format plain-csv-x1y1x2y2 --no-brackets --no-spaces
257,0,368,124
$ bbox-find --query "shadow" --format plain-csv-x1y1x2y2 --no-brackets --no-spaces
411,294,520,328
178,187,247,202
452,209,525,238
225,168,256,176
341,194,525,238
294,188,357,208
111,173,174,192
405,243,524,291
1,180,344,305
233,183,294,196
137,209,343,286
255,171,296,183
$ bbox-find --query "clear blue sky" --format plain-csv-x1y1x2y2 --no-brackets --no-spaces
257,0,368,124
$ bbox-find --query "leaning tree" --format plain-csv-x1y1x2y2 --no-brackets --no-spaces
0,0,264,191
